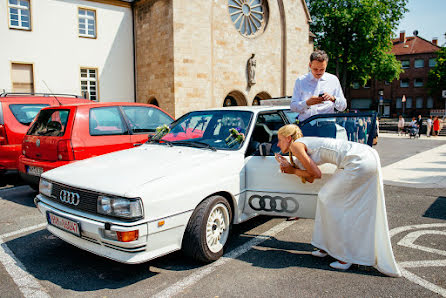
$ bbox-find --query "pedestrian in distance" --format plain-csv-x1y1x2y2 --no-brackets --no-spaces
397,115,405,136
290,50,347,121
433,116,440,136
426,115,433,137
275,124,401,277
416,115,423,138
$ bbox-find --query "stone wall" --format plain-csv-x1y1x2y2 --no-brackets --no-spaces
135,0,312,118
284,0,313,96
134,0,175,116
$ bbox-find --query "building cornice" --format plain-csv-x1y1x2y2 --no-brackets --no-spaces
87,0,131,8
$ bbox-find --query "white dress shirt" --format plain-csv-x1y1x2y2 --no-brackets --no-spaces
290,72,347,121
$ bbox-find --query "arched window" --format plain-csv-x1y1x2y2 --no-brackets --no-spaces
148,97,159,106
223,91,247,107
228,0,269,37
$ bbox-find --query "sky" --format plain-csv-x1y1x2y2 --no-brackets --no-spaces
395,0,446,46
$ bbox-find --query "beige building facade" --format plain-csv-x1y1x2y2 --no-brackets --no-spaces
134,0,313,118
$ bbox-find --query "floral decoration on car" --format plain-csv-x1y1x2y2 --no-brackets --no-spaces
225,127,245,147
152,124,170,140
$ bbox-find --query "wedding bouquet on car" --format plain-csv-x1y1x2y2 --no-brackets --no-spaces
225,127,245,147
152,124,170,140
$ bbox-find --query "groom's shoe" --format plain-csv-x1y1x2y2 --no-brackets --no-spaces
329,261,352,270
311,250,328,258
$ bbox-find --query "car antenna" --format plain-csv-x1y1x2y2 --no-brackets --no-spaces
42,80,63,106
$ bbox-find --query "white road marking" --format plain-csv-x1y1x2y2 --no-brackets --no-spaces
0,223,47,239
399,267,446,297
152,220,295,298
390,223,446,297
398,230,446,256
0,223,49,298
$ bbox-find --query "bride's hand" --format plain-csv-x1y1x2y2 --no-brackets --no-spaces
280,163,295,174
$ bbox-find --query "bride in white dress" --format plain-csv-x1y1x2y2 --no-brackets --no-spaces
276,124,401,277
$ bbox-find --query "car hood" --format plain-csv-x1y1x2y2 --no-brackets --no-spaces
42,144,235,197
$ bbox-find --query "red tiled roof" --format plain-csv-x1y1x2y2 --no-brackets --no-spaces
392,36,440,55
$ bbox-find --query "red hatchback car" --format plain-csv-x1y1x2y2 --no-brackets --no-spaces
0,93,88,177
18,102,174,186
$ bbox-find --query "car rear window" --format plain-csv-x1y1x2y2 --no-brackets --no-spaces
89,106,128,136
27,109,70,137
122,106,173,133
9,104,49,125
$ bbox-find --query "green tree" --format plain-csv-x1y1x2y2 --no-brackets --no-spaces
305,0,408,97
428,47,446,94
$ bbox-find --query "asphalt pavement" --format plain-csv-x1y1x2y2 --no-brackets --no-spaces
0,133,445,297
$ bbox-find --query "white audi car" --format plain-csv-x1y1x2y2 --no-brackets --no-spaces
35,106,376,264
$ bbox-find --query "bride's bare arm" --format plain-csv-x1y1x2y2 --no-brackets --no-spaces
284,142,321,180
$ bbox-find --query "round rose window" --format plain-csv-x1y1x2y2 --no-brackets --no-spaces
228,0,268,37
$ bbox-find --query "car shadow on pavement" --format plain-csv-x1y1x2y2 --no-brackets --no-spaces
2,216,275,292
4,229,158,292
423,196,446,220
240,239,386,277
0,185,37,208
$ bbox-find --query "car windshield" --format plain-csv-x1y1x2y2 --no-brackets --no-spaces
9,104,49,125
158,110,253,150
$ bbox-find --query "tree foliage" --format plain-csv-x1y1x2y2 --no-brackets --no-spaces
305,0,408,94
428,47,446,94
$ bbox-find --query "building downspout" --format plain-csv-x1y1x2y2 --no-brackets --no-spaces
131,1,137,102
277,0,286,97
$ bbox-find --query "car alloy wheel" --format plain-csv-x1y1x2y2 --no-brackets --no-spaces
182,195,232,263
206,203,230,253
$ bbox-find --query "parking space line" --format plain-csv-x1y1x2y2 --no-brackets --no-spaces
390,223,446,297
151,220,296,298
399,267,446,297
0,223,46,240
0,223,49,298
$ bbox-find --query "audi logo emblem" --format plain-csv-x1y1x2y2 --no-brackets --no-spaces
59,190,80,206
248,195,299,213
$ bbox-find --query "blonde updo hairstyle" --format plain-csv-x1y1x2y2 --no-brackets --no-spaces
277,124,303,168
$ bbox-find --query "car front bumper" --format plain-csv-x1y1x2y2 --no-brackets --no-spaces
34,194,191,264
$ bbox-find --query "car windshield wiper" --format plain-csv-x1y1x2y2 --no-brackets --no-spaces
147,139,173,147
132,128,155,133
171,141,216,151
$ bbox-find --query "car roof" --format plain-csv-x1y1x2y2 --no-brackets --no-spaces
200,105,291,113
0,95,89,103
39,102,160,109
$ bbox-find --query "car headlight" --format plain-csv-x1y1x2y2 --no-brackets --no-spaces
97,196,143,219
39,179,53,197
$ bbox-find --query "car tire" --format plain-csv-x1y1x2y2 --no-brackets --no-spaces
182,195,232,263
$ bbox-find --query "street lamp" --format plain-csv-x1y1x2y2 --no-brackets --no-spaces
378,90,384,116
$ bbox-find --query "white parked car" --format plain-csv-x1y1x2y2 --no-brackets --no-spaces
35,106,376,264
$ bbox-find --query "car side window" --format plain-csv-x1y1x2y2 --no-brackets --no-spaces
247,112,286,156
89,107,127,136
121,106,173,134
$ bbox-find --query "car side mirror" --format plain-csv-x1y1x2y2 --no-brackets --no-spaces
259,143,272,156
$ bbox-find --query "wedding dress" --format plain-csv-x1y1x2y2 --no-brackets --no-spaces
296,137,401,277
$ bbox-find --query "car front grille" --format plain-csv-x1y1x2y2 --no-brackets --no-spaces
49,183,98,215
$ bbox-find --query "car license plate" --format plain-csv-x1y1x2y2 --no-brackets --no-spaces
27,166,43,177
47,212,81,237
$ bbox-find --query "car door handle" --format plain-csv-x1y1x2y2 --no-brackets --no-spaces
133,143,143,147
